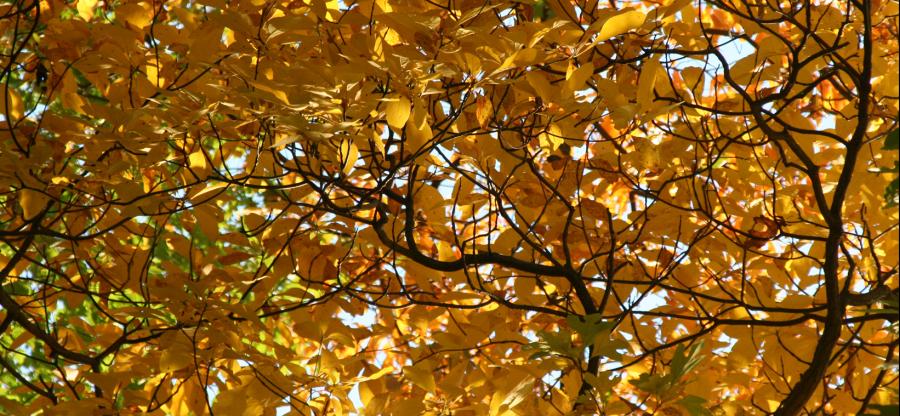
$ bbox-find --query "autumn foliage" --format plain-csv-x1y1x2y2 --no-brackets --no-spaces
0,0,898,414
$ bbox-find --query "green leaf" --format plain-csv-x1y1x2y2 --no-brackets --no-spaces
864,404,900,416
678,395,713,416
534,329,580,359
883,129,899,150
583,372,620,398
881,130,899,207
630,342,706,399
670,341,704,379
629,372,669,396
566,313,614,346
532,0,555,21
884,175,899,208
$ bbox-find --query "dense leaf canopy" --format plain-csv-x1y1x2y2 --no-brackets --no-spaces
0,0,898,414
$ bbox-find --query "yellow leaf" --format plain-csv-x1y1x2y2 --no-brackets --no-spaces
190,182,228,203
213,386,265,416
526,71,554,100
491,378,533,415
77,0,98,21
659,0,693,18
19,189,47,220
476,96,491,128
116,3,153,29
0,88,24,119
512,47,539,67
188,150,210,176
8,331,31,351
45,398,114,415
406,102,432,150
60,72,85,113
565,61,594,92
250,80,291,105
414,184,446,214
194,203,221,238
594,10,646,43
159,346,193,373
339,139,359,175
829,391,860,413
355,366,395,383
386,96,411,129
242,213,266,231
167,379,208,415
493,48,540,74
332,397,344,416
403,364,436,392
637,57,661,108
540,123,564,150
514,277,537,304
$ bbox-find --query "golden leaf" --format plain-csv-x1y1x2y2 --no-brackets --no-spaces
76,0,98,21
594,10,646,43
476,96,492,129
386,96,411,129
403,364,436,393
19,189,47,220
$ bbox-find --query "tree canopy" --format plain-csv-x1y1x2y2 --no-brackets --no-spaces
0,0,898,414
